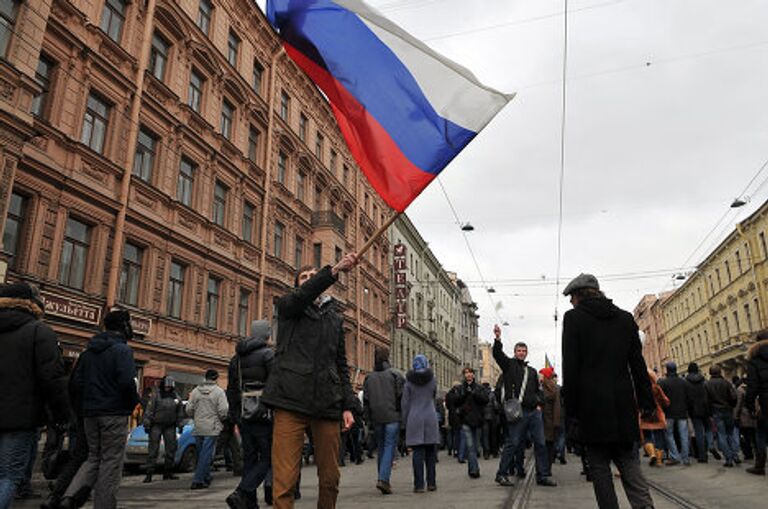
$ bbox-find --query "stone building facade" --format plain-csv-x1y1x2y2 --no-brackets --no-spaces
660,199,768,378
634,292,672,375
0,0,390,394
388,214,466,393
477,341,502,386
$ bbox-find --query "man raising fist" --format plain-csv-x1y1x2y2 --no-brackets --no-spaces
262,253,359,509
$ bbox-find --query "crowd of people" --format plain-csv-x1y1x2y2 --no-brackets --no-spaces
1,264,768,509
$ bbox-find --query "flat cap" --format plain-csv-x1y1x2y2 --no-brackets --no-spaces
562,273,600,296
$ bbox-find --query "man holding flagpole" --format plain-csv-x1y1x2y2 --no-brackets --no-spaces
264,1,512,505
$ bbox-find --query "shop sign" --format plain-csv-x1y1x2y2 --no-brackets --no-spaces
41,292,102,325
393,243,408,329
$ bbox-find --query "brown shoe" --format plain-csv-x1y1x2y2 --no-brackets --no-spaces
414,487,426,493
427,485,437,492
376,480,392,495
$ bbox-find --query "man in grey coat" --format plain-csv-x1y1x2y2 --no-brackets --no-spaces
363,348,404,495
187,369,229,489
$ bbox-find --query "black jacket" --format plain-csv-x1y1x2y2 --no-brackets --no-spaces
0,299,69,431
262,266,355,420
562,297,654,444
684,373,710,419
493,340,542,410
658,372,689,420
363,361,404,425
705,375,737,413
227,323,275,423
746,340,768,416
144,390,184,427
452,380,489,428
70,331,140,418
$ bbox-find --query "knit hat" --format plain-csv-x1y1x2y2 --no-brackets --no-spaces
0,282,45,315
412,354,430,372
205,369,219,381
539,367,555,379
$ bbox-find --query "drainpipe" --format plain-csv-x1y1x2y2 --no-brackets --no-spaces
256,47,285,319
106,0,158,306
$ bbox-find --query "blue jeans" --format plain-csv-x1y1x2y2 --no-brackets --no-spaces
690,418,709,460
375,422,399,483
193,436,217,485
238,422,272,501
555,426,566,460
412,445,436,489
713,410,737,462
453,426,466,461
731,423,742,456
497,409,551,481
461,425,481,475
0,430,38,508
664,418,689,462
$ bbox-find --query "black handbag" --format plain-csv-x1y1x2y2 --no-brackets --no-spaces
503,367,529,424
239,359,271,423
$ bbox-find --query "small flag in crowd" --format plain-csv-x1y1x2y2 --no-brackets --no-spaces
544,354,553,370
266,0,514,212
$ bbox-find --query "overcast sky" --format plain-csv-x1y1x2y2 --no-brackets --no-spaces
259,0,768,371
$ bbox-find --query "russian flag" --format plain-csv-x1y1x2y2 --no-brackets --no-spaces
266,0,514,212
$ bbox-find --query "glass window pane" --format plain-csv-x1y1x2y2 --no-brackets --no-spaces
59,242,73,285
70,245,87,289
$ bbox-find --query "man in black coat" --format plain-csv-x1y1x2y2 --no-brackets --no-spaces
745,330,768,475
226,320,275,509
658,361,691,465
561,274,655,509
493,326,555,487
0,282,69,507
143,376,185,483
684,362,710,462
454,367,488,478
60,308,140,509
262,254,358,509
705,365,738,467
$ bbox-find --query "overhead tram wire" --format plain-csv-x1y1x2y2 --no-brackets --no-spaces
664,155,768,293
435,177,504,323
422,0,627,43
553,0,570,350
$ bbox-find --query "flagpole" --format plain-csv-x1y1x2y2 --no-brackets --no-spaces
358,212,401,257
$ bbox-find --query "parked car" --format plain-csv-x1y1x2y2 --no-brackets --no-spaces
124,419,197,472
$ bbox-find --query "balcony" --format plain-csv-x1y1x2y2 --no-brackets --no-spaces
312,210,345,235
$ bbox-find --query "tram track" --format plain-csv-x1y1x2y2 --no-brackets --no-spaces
646,478,708,509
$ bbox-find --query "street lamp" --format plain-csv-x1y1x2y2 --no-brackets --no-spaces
460,222,475,232
731,198,748,208
487,287,496,293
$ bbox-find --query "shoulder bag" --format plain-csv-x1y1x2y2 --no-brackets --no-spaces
503,366,529,424
239,358,271,423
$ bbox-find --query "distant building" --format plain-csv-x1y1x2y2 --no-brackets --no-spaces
388,214,464,393
478,342,502,386
659,199,768,377
634,292,673,374
456,278,482,371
